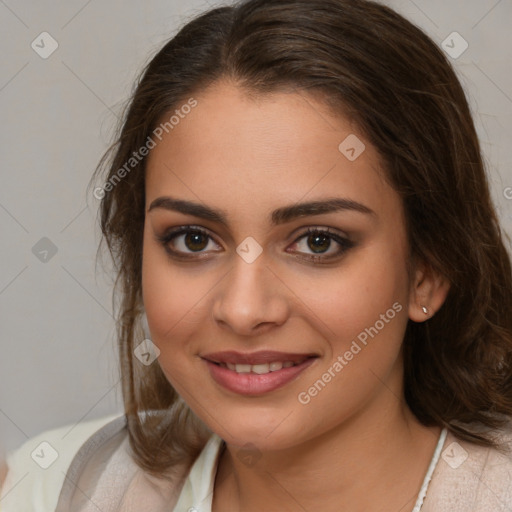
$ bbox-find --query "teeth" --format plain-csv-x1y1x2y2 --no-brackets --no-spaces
251,363,270,374
235,364,252,373
220,360,304,374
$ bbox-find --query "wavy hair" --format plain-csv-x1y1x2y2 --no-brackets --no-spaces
89,0,512,476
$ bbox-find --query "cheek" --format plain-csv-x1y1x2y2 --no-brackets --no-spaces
141,252,206,393
141,230,203,352
290,244,410,413
293,244,409,344
290,277,408,427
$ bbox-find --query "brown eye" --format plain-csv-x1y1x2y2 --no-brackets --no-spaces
290,227,355,262
306,232,331,253
156,226,220,258
183,231,209,252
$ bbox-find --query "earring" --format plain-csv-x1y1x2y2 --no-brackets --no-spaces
421,305,429,315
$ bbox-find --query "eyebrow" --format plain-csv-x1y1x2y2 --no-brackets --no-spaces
147,196,375,227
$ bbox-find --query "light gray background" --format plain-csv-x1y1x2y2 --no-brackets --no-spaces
1,0,511,457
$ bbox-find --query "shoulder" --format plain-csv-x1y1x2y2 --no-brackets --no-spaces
57,415,214,512
0,413,124,512
425,424,512,511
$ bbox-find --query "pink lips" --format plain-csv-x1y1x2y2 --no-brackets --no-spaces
201,350,318,395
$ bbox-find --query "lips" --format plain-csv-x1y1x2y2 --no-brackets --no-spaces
203,352,317,397
201,350,318,365
201,350,319,395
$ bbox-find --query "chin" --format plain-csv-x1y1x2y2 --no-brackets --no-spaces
209,413,308,451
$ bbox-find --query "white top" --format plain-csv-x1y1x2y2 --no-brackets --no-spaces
0,414,121,512
1,414,512,511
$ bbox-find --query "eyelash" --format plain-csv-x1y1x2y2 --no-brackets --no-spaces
155,225,355,263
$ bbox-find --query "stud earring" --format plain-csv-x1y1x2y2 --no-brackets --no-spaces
421,305,429,315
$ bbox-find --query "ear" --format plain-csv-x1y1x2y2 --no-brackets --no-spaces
408,259,450,322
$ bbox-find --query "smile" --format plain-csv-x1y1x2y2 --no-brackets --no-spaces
219,360,305,374
201,351,318,395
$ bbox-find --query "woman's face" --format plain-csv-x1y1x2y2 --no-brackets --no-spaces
142,81,419,450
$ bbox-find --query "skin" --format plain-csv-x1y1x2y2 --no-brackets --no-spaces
142,80,450,511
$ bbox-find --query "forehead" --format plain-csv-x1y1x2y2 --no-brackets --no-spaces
144,81,399,225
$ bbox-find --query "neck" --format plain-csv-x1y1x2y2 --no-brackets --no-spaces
213,392,442,512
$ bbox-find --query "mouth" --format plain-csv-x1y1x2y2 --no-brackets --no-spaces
209,358,311,374
202,350,318,374
201,351,319,395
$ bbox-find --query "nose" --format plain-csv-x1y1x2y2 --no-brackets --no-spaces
211,252,290,337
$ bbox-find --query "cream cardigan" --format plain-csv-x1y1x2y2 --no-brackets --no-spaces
1,414,512,511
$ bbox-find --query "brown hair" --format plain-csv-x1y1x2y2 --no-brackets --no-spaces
89,0,512,476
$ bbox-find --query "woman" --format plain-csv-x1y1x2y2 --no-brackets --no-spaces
2,0,512,510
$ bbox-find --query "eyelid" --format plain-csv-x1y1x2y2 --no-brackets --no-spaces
288,224,350,241
156,224,222,250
